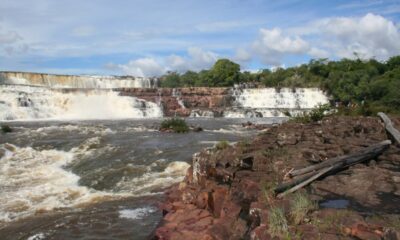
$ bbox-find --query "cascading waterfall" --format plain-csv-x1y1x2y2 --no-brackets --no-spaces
0,72,158,89
0,71,331,120
0,85,162,121
225,88,329,118
172,88,186,109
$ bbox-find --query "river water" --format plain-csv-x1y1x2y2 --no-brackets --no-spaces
0,118,282,240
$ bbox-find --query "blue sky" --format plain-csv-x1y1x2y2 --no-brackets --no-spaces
0,0,399,76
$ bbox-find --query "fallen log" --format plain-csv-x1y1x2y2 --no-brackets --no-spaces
277,166,334,198
378,112,400,145
289,140,391,177
274,170,318,194
275,140,391,194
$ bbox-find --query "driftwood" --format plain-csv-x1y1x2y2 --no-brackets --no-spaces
378,112,400,145
274,140,391,195
277,166,334,198
289,140,391,177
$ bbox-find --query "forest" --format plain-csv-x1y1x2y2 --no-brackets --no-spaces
160,56,400,114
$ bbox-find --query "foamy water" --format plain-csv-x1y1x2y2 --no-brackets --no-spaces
0,85,162,121
119,207,157,220
115,161,190,194
0,144,106,222
0,118,274,238
0,142,189,223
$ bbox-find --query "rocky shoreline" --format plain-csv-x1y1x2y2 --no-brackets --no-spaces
153,116,400,239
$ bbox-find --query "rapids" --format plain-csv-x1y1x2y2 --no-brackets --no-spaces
0,118,282,239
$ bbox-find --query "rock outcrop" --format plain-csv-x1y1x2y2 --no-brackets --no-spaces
118,88,232,117
154,116,400,239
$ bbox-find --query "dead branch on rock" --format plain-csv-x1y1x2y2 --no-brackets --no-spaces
274,140,391,196
289,140,391,177
378,112,400,145
277,166,334,198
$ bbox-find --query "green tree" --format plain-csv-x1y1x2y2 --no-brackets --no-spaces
180,71,198,87
209,59,241,87
160,71,181,88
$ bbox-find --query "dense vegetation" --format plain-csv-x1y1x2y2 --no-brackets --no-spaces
159,118,189,133
160,56,400,114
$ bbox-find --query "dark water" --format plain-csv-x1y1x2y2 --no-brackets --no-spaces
0,118,282,240
320,199,350,209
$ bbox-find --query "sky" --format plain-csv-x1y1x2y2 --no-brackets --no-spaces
0,0,399,77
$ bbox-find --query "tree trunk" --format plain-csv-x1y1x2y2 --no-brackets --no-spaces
289,140,391,177
274,140,391,194
378,112,400,145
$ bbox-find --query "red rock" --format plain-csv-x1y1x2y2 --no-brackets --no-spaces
208,187,228,217
155,116,400,239
118,87,231,117
196,191,210,209
250,224,272,240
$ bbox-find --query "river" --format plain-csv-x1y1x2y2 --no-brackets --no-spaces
0,118,282,240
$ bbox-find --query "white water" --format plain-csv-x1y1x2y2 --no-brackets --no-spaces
119,207,157,220
228,88,329,117
0,143,112,222
115,161,190,194
0,72,158,89
0,85,163,121
0,142,190,223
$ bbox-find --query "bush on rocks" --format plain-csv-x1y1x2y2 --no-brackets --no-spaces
160,118,189,133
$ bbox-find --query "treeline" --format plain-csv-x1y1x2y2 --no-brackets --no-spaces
160,56,400,113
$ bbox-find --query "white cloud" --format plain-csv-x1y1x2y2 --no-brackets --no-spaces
308,47,330,59
187,47,218,70
115,58,166,77
233,48,252,63
111,47,219,77
252,28,310,65
314,13,400,60
252,13,400,65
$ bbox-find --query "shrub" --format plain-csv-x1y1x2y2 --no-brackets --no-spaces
1,125,12,134
290,192,317,225
268,207,289,237
288,104,331,123
261,181,277,204
215,140,230,150
160,118,189,133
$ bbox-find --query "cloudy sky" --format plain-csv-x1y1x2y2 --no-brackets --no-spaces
0,0,399,76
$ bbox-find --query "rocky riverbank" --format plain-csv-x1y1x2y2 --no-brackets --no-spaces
154,116,400,239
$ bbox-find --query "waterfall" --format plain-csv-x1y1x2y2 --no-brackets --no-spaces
0,85,162,121
225,88,329,118
0,72,159,89
172,88,186,109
